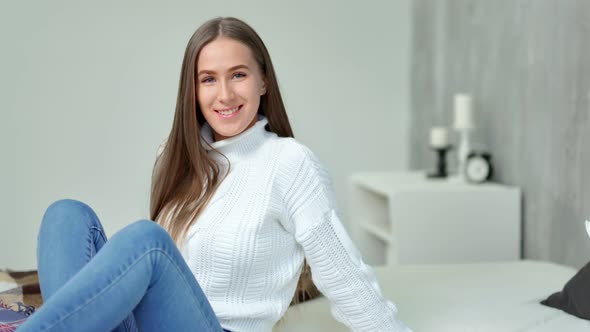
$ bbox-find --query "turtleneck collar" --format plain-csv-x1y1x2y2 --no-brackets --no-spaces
200,114,272,164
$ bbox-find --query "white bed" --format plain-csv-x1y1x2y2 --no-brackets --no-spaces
273,260,590,331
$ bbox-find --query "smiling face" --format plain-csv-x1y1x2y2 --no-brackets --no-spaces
196,37,267,142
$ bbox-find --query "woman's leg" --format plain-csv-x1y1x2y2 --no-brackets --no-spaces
18,218,224,332
36,199,137,332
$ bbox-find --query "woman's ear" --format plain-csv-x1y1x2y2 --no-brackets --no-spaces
260,79,267,96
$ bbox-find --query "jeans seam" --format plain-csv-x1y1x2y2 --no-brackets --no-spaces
122,315,135,331
90,226,107,255
74,207,138,331
90,225,108,244
37,247,219,332
85,224,93,262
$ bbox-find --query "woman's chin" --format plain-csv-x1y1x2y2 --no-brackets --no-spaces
213,127,243,141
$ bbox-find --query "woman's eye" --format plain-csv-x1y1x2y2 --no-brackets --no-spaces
232,72,246,79
201,77,215,83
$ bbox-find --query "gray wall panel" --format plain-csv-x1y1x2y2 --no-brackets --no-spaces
411,0,590,268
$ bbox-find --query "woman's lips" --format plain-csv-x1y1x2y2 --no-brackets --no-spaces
215,105,243,118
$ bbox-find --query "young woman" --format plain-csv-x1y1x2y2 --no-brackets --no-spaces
17,17,411,332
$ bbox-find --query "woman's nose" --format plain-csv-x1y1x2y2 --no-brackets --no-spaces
218,81,235,102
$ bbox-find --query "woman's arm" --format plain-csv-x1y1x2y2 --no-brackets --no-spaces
279,142,412,332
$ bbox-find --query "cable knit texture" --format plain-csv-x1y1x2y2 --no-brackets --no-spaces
156,115,411,332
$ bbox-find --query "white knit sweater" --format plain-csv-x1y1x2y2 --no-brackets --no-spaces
156,115,410,332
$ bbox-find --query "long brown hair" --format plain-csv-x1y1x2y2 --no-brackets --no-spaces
149,17,320,306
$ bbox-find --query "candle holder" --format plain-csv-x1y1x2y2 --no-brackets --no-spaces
427,145,452,178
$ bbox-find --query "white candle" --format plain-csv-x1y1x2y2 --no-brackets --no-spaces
430,127,449,148
453,94,475,130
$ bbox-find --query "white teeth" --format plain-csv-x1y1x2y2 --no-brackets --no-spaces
218,106,239,115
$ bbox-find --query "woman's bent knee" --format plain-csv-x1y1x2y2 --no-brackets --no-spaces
123,220,173,245
41,199,98,230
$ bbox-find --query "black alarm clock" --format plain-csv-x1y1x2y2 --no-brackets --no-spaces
465,152,493,183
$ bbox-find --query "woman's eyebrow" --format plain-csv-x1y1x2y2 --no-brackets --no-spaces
197,64,250,76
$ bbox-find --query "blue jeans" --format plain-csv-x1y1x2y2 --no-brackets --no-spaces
17,199,230,332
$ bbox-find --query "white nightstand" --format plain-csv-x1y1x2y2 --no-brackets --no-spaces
347,171,521,266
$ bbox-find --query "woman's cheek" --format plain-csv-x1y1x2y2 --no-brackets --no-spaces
199,87,216,107
238,84,258,100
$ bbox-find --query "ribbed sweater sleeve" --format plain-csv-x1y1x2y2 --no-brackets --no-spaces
278,141,411,332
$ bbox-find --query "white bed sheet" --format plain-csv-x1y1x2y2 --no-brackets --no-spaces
273,260,590,331
0,281,17,293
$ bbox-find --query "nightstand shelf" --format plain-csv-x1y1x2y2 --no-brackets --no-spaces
347,171,521,266
361,223,392,244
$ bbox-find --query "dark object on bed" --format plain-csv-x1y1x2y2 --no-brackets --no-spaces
541,260,590,320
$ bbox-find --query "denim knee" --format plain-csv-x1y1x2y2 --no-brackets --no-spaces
41,199,98,230
123,220,173,247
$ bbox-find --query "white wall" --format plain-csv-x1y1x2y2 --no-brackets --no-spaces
0,0,411,270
